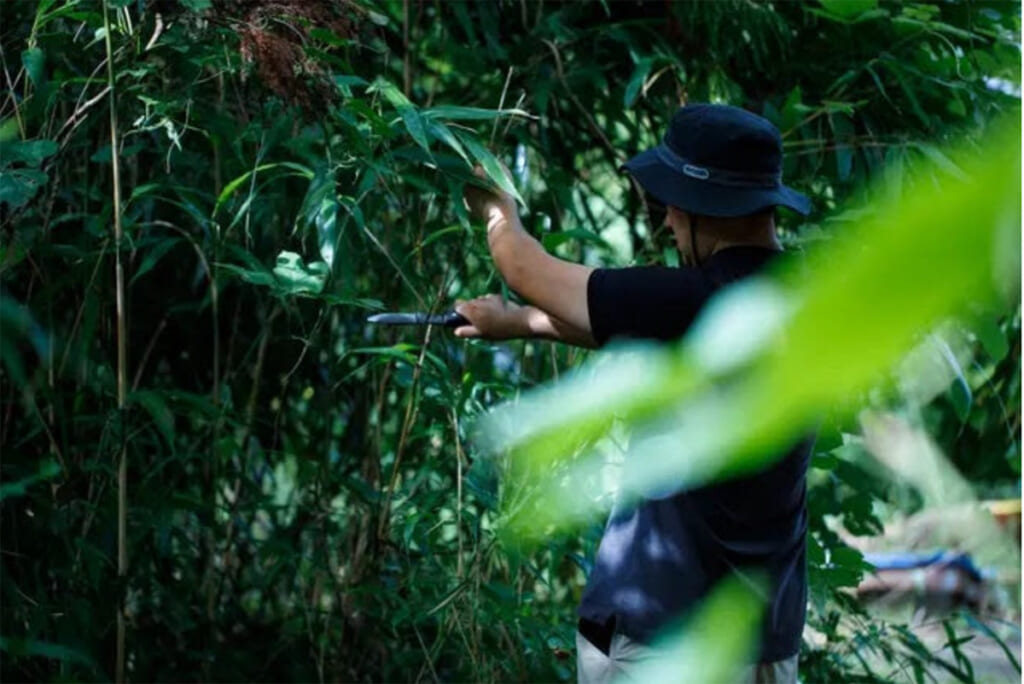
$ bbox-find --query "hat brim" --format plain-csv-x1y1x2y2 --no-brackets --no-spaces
622,146,812,218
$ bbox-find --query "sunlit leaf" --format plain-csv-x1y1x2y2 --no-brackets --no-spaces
456,130,525,206
272,251,328,295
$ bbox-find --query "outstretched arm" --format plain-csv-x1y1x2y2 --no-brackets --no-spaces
454,294,597,349
464,169,594,334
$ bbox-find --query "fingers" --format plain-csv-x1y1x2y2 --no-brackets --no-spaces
456,295,498,313
453,300,480,337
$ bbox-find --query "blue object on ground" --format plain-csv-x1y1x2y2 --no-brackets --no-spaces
862,550,985,582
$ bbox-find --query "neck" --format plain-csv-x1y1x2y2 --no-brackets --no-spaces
704,216,780,256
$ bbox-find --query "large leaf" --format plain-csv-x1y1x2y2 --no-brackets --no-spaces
0,168,48,209
0,138,58,168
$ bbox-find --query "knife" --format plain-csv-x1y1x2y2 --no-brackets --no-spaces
366,310,469,327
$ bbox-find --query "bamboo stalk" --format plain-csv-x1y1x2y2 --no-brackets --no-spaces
450,410,464,579
101,2,129,682
402,0,411,97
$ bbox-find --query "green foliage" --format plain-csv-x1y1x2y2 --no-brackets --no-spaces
0,0,1019,682
0,138,57,209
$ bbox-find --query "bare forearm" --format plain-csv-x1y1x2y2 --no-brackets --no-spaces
523,306,597,348
454,293,597,348
484,212,594,332
485,213,544,295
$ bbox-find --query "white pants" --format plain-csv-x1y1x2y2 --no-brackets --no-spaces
576,630,798,684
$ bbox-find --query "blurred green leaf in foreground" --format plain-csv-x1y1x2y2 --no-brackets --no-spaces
620,574,768,684
476,113,1021,541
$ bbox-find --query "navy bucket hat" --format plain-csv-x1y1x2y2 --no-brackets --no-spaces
623,103,811,218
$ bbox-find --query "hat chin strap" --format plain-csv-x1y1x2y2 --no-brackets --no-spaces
688,213,702,269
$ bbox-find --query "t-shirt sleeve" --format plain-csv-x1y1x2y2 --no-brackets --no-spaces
586,266,710,347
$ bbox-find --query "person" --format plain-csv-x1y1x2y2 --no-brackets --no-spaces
458,103,813,684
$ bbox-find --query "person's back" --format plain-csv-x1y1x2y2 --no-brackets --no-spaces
579,246,811,669
456,103,813,683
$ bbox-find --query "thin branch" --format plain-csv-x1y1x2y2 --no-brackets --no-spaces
144,12,165,52
0,42,26,138
490,67,514,146
403,0,411,97
102,2,129,680
131,318,167,391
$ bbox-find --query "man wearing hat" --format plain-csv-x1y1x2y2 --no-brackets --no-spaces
459,103,812,683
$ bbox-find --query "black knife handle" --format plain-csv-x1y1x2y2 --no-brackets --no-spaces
436,311,470,327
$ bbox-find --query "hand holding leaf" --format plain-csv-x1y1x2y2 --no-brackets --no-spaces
463,163,519,229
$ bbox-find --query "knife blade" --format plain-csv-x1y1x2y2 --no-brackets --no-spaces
366,310,469,327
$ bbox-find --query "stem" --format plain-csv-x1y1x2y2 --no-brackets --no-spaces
376,324,433,541
402,0,411,97
0,42,26,139
101,2,129,681
490,67,514,147
450,410,464,579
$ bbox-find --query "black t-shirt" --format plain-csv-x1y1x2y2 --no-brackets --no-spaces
578,246,810,662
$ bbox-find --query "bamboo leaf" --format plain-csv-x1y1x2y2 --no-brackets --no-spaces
455,131,525,206
0,460,60,501
130,237,181,285
21,48,44,88
369,77,431,153
424,119,470,165
130,390,176,449
0,637,96,668
213,162,314,216
624,57,654,108
422,105,531,122
0,138,58,167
